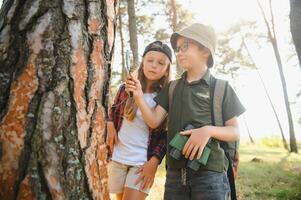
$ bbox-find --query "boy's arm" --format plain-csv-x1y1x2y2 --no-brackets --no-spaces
125,76,167,129
181,116,240,160
208,116,240,141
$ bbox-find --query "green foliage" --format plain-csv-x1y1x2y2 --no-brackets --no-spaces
136,15,154,35
215,20,260,77
153,0,194,41
154,28,170,41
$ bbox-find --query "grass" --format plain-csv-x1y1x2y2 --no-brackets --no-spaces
236,144,301,200
147,143,301,200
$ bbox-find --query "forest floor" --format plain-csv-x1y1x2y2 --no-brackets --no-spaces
111,142,301,200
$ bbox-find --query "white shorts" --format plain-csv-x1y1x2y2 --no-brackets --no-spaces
108,160,150,195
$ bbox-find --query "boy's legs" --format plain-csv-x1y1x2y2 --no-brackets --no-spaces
164,169,190,200
164,168,230,200
190,170,230,200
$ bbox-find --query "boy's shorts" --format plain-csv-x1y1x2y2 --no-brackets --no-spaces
108,160,150,195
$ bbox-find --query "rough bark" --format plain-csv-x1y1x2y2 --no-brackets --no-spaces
170,0,177,32
290,0,301,67
0,0,118,199
126,0,139,71
168,0,182,77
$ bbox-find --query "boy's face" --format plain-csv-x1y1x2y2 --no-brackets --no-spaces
175,37,210,70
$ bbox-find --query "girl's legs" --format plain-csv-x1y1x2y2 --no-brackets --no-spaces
116,193,123,200
108,161,128,198
108,162,150,200
122,187,147,200
122,166,150,200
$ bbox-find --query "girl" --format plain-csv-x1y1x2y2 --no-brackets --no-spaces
107,41,172,200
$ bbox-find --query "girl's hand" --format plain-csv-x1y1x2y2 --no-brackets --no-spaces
134,157,160,190
106,121,118,154
125,75,143,100
180,126,212,160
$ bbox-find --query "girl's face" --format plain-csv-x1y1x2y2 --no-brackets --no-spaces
175,36,210,70
142,51,170,82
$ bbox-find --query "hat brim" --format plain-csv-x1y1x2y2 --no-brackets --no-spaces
170,33,180,50
208,55,214,68
145,49,172,62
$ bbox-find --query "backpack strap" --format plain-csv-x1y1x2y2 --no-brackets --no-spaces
212,78,227,126
165,79,179,170
168,80,179,113
210,76,237,200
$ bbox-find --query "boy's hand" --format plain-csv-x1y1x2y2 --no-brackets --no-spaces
180,126,212,160
106,122,118,154
134,157,159,190
125,76,143,100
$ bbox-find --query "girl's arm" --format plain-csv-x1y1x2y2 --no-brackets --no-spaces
106,121,118,153
125,76,167,129
107,85,125,153
135,98,167,129
108,84,125,122
150,129,167,163
134,156,160,190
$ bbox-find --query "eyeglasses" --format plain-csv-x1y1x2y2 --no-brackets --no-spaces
174,41,206,54
174,41,189,54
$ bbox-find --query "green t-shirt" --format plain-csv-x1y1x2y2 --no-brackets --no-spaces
154,70,246,172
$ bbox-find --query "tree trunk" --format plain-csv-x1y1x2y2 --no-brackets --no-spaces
290,0,301,67
241,36,289,150
242,116,254,144
170,0,177,32
118,4,126,82
169,0,182,77
270,38,298,153
257,0,298,153
0,0,118,199
126,0,139,71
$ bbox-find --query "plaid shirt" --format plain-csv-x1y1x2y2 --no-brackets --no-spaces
108,84,167,163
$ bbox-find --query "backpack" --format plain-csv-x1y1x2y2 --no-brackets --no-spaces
168,76,238,200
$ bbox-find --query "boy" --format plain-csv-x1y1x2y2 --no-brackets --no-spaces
126,23,245,200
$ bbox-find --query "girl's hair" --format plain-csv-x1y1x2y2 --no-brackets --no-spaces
124,56,171,131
